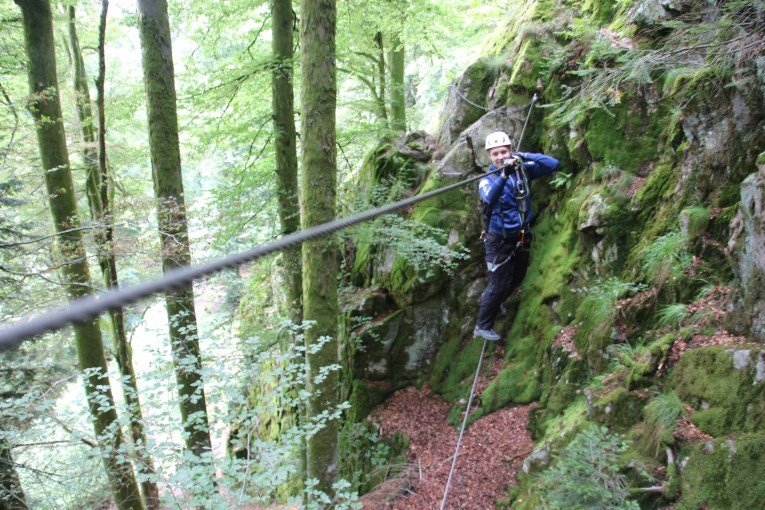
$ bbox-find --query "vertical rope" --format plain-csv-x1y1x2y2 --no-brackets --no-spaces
440,337,488,510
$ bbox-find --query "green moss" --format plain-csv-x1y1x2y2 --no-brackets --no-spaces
718,184,741,208
677,432,765,510
672,347,765,436
351,238,373,287
584,100,663,172
346,379,386,423
430,336,486,401
481,350,542,413
540,399,589,445
509,38,548,91
589,387,649,432
583,0,618,24
679,206,709,241
530,350,590,438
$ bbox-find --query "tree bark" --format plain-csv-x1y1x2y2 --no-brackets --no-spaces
14,1,142,508
300,0,339,500
67,6,159,508
374,32,389,127
0,435,27,510
271,0,302,325
387,31,406,132
136,0,213,460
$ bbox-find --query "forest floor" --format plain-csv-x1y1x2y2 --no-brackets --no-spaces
364,385,534,509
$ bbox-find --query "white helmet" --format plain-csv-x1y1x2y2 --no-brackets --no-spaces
485,131,513,151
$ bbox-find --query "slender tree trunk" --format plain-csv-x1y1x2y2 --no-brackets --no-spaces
388,32,406,132
300,0,339,500
14,1,142,508
0,435,27,510
374,31,388,128
67,6,159,508
270,0,307,489
271,0,302,325
136,0,213,461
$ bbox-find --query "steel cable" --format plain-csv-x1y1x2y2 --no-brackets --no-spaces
440,337,487,510
0,168,499,351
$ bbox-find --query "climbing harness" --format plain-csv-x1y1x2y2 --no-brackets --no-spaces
0,168,503,350
440,337,487,510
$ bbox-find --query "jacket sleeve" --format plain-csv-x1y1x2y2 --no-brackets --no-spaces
478,174,506,213
516,152,559,180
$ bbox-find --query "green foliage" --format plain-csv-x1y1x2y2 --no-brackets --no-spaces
656,303,689,328
538,426,639,509
574,277,644,362
641,231,692,287
549,0,763,125
550,171,573,190
641,391,684,457
337,422,406,497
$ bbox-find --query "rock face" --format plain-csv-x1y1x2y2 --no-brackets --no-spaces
731,166,765,342
436,58,499,147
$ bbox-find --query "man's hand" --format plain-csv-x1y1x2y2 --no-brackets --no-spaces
500,156,521,179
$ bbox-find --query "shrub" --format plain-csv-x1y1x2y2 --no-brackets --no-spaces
539,426,639,509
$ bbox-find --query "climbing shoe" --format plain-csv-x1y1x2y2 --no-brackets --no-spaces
473,328,501,342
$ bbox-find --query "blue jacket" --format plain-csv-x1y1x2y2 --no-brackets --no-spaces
478,152,559,236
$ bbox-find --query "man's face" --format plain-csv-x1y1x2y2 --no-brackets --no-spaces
488,145,512,168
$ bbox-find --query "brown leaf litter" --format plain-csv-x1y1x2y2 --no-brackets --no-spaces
365,385,533,509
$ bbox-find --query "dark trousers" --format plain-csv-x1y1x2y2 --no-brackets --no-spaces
476,232,531,330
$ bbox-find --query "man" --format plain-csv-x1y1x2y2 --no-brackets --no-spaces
473,131,559,342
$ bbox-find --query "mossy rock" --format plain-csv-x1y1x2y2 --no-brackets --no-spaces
679,206,709,242
587,387,649,432
357,137,431,205
672,346,765,437
530,346,590,438
677,432,765,510
584,98,664,173
347,309,405,380
437,56,503,144
345,379,389,424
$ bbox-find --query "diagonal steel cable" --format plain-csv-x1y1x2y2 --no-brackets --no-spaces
440,337,487,510
0,168,500,351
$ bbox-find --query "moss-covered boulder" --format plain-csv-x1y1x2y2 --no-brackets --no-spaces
672,346,765,436
586,386,649,432
677,432,765,510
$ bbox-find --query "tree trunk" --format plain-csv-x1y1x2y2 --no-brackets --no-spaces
374,31,388,128
0,435,27,510
271,0,302,325
14,1,142,509
270,0,307,489
136,0,213,461
388,32,406,132
300,0,339,500
67,6,160,508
